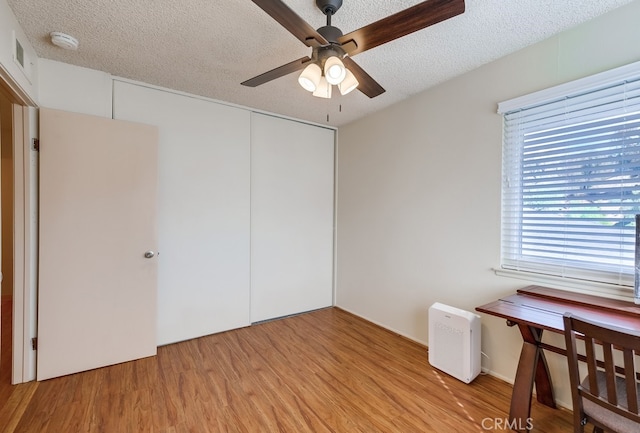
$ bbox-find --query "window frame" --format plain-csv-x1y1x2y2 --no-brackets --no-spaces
497,60,640,298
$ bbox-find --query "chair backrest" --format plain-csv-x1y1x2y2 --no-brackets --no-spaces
563,313,640,431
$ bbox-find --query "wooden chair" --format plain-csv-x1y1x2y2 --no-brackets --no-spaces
563,313,640,433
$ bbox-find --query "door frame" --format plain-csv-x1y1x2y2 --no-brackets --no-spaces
0,69,37,384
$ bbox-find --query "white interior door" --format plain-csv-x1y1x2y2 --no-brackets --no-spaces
38,108,158,380
250,113,335,322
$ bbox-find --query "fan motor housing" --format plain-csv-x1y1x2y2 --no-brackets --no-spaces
317,25,343,44
316,0,342,15
315,45,344,65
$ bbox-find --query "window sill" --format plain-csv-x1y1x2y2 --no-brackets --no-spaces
493,268,637,303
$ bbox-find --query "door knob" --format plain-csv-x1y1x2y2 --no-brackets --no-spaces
144,251,155,259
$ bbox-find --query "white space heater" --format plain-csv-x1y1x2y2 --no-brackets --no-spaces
428,302,481,384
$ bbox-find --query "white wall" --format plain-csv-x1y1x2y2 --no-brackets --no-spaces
38,59,111,117
335,0,640,410
0,0,37,103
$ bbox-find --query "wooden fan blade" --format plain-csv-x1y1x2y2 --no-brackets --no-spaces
338,0,465,56
342,57,385,98
241,57,312,87
250,0,328,47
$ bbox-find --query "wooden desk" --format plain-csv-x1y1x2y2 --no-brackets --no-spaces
476,285,640,431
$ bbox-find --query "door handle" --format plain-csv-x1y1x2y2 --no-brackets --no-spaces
144,251,155,259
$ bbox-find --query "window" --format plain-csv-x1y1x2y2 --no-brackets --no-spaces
499,62,640,288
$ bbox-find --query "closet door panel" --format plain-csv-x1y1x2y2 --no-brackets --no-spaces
114,81,250,345
251,113,334,322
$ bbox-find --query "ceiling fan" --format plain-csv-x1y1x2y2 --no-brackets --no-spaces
241,0,465,99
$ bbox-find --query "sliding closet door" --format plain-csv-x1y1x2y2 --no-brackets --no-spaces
113,81,250,345
251,113,335,323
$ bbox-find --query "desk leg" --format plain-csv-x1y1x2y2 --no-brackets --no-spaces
508,324,556,432
533,341,556,408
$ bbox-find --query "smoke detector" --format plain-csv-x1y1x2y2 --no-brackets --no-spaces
50,32,79,50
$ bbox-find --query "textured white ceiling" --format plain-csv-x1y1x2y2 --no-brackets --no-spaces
6,0,635,126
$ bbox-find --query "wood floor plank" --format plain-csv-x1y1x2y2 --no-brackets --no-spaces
0,381,38,433
0,295,14,411
0,307,574,432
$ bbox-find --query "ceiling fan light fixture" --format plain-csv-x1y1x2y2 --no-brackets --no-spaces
338,69,359,95
324,56,346,85
244,0,466,99
313,76,332,99
298,63,322,92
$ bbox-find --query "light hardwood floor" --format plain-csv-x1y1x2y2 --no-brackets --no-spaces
0,306,573,432
1,295,13,409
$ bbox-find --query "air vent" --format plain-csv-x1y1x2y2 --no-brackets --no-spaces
12,31,33,83
14,36,24,68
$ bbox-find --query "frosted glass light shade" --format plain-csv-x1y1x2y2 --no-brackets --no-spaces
312,77,332,99
338,69,359,95
324,56,346,85
298,63,322,92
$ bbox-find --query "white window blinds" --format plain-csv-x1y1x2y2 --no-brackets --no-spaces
500,64,640,287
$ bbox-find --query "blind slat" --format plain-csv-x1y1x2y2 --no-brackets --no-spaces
501,66,640,287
